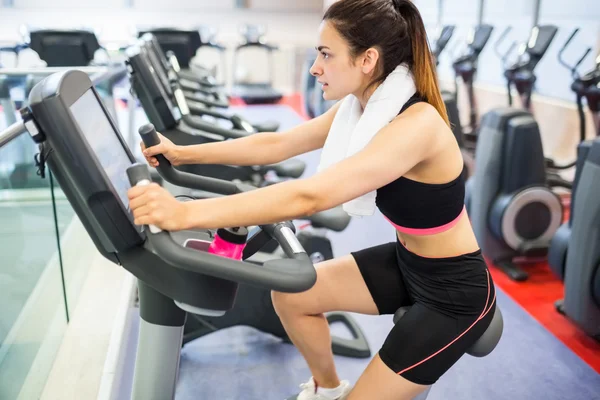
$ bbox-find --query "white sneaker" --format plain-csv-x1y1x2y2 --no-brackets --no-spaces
296,377,352,400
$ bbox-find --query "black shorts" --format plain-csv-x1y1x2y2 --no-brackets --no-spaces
351,239,496,385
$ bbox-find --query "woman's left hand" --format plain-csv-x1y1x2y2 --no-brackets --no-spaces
127,183,188,231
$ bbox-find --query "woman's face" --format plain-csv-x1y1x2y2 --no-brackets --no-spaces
310,21,372,101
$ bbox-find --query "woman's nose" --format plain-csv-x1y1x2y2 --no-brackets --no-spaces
309,59,322,77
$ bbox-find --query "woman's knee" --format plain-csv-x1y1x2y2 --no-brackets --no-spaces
270,260,330,318
271,290,309,318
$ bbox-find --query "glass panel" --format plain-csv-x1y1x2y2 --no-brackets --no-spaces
0,67,130,398
0,117,69,399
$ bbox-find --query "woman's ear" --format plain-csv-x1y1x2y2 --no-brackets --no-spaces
360,47,380,74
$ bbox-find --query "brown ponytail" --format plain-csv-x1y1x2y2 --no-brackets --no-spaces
395,0,450,126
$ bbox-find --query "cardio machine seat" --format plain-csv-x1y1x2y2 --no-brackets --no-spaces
307,206,352,232
234,83,283,105
177,68,219,87
393,305,504,357
261,158,305,179
184,90,230,109
251,119,280,132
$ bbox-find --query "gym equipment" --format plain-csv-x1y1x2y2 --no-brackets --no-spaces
124,44,367,355
450,24,494,148
502,25,558,112
231,24,283,104
195,25,228,86
581,53,600,134
28,28,102,67
394,304,503,399
549,46,599,281
127,40,351,232
1,27,116,69
500,25,580,190
125,41,352,239
547,142,591,280
137,30,251,112
140,34,279,133
5,69,321,399
0,75,48,189
553,29,597,159
137,28,210,79
466,108,566,281
433,25,456,66
286,302,504,399
141,127,368,358
125,40,301,185
547,136,600,341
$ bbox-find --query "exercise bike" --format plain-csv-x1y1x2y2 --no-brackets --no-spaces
124,41,370,358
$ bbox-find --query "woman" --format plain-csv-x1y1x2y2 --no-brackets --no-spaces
128,0,496,399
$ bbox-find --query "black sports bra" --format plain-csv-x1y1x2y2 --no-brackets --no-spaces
375,94,466,233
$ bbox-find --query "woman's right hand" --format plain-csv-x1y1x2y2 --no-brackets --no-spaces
140,132,183,167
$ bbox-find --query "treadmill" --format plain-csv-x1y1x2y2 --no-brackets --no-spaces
231,25,283,105
28,28,101,67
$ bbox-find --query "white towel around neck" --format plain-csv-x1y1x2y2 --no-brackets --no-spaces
317,64,417,217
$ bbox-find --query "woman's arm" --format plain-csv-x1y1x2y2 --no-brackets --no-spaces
128,105,445,231
177,102,342,166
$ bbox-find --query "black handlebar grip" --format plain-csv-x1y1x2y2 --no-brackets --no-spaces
139,123,172,168
126,163,162,234
139,123,160,146
126,162,152,186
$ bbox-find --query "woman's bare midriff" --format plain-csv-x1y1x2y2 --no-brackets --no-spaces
396,213,480,258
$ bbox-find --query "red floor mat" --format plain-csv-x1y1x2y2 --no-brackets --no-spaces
488,260,600,373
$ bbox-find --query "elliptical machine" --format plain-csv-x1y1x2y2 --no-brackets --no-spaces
500,25,577,189
502,25,557,111
466,105,564,282
547,134,600,342
450,24,494,149
432,25,456,66
548,50,600,337
465,25,599,282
